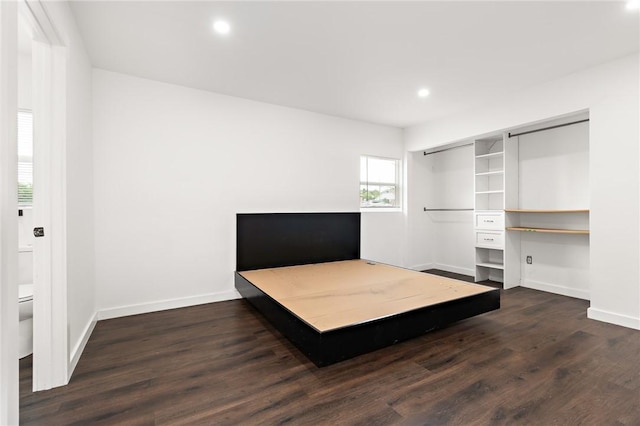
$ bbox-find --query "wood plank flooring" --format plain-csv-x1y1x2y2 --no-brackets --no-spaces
20,276,640,425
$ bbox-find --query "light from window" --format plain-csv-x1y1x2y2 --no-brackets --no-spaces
360,155,400,208
17,110,33,206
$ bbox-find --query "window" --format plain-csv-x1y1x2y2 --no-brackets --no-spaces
17,110,33,206
360,155,400,209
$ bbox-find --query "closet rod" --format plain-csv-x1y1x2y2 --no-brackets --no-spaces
424,208,473,212
508,118,589,138
423,143,473,156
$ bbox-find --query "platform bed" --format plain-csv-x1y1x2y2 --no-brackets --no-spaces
234,212,500,367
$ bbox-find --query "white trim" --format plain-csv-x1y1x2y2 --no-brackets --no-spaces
97,290,242,321
68,313,97,381
587,308,640,330
433,263,475,278
521,279,590,301
0,1,20,423
50,43,67,388
503,278,520,290
360,208,403,213
408,263,434,272
21,0,63,46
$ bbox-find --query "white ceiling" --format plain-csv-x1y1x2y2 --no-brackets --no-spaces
68,1,639,128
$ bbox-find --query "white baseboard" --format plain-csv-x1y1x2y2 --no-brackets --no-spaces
587,307,640,330
97,290,241,321
522,279,589,300
68,312,97,381
409,263,475,277
433,263,475,277
409,263,434,272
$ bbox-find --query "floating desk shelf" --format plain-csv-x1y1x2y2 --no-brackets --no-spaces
505,209,589,213
507,227,589,235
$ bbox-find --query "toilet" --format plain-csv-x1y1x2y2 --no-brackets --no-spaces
18,211,34,359
18,245,34,359
19,283,33,358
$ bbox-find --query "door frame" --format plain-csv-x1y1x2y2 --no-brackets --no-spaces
22,0,68,392
0,0,19,423
1,0,67,420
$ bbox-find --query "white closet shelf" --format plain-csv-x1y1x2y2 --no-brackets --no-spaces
504,209,589,213
475,152,503,159
476,262,504,270
475,171,504,176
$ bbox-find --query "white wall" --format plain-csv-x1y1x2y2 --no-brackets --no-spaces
361,211,406,267
407,146,475,274
17,53,30,110
515,121,591,299
92,69,404,317
405,151,433,270
518,122,589,210
44,1,96,372
405,53,640,329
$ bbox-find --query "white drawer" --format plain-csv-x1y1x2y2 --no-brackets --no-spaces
475,213,504,230
476,231,504,248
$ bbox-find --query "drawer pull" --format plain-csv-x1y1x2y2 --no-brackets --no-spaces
484,238,494,241
485,220,494,223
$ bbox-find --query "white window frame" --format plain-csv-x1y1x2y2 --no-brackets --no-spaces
360,155,401,211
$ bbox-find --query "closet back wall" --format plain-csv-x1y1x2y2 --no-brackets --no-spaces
517,122,590,299
422,145,474,276
406,151,433,271
92,70,404,318
519,123,589,209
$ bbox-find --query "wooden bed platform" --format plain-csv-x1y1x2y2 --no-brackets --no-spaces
235,212,500,367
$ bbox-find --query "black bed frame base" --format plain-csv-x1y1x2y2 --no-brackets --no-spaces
235,272,500,367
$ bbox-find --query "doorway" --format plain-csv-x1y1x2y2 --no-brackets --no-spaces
18,0,69,394
17,11,35,371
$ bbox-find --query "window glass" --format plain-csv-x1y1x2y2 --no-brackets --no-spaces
360,156,400,208
17,110,33,206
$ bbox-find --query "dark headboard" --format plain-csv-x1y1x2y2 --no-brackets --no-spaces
236,212,361,271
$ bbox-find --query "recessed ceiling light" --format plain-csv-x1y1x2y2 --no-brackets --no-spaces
627,0,639,10
213,20,231,35
417,88,430,98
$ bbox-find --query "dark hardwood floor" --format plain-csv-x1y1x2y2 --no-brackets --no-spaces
422,269,502,289
20,277,640,425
